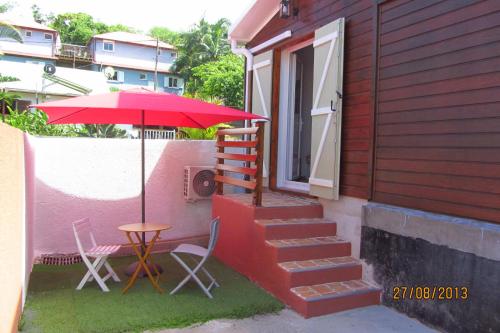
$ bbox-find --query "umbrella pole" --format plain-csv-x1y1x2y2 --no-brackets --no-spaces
127,111,163,277
141,109,146,255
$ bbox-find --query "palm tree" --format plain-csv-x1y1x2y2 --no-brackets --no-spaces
173,18,231,94
0,21,23,51
0,2,23,44
199,18,230,60
0,21,23,56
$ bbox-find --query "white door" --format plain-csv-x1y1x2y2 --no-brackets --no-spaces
309,18,345,200
251,50,273,187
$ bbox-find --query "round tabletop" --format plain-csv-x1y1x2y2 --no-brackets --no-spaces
118,223,171,233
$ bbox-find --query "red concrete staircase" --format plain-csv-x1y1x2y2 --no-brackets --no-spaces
212,193,380,318
255,217,380,317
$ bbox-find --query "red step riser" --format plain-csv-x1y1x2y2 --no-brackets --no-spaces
300,290,381,318
286,265,362,287
255,205,323,220
263,223,337,240
274,243,351,262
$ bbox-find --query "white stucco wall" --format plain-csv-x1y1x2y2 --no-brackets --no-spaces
32,138,216,257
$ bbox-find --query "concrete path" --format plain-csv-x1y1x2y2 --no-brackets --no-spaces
151,306,437,333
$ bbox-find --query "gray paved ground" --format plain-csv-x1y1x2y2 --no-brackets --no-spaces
150,305,437,333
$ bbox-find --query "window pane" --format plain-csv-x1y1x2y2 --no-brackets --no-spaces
104,42,113,51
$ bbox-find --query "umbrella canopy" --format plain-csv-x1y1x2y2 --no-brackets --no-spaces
32,87,265,127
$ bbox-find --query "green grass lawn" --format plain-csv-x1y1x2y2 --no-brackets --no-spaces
20,254,283,333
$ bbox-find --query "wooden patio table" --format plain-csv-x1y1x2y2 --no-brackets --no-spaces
118,223,171,294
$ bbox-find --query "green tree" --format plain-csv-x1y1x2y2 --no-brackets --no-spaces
0,2,11,13
0,74,19,82
173,18,231,94
4,108,127,138
0,90,20,121
198,18,230,60
76,124,127,138
149,26,180,46
49,13,135,45
5,108,78,136
191,54,244,109
31,4,54,24
0,90,20,107
50,13,96,45
179,123,231,140
107,24,135,33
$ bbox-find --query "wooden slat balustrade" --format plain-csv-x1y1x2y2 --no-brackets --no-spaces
215,122,265,206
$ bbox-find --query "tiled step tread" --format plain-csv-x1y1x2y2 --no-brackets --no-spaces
227,192,320,207
266,236,347,248
278,256,360,272
291,280,379,302
256,218,335,226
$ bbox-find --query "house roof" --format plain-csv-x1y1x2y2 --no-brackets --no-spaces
229,0,280,43
0,61,110,97
92,31,176,50
0,17,56,32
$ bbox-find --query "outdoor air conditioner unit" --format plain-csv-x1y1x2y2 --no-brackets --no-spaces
184,166,216,201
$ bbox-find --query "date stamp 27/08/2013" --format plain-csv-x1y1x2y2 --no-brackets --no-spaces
392,286,468,301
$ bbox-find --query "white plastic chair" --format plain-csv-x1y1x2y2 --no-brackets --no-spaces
170,217,220,298
72,218,121,292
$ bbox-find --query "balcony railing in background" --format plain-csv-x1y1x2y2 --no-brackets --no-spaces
56,44,92,61
138,129,176,140
214,123,264,206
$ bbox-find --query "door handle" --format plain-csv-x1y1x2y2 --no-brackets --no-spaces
331,100,336,112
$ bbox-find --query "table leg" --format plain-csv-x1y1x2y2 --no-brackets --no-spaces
122,231,163,293
133,232,161,278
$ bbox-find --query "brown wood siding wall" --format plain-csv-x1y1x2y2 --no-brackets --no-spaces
248,0,375,199
373,0,500,224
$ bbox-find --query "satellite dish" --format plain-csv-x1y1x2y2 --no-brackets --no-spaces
44,63,56,75
103,66,115,79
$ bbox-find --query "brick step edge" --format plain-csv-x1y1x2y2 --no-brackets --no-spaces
266,236,348,248
255,218,336,226
290,280,380,302
278,256,360,272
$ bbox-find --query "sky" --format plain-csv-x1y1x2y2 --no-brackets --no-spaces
10,0,255,32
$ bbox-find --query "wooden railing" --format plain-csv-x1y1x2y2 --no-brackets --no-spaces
56,44,92,61
214,122,265,206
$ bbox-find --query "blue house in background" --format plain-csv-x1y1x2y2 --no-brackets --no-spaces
0,19,57,66
89,31,183,94
0,19,184,94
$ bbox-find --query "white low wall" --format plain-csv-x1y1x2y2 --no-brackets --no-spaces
32,138,216,257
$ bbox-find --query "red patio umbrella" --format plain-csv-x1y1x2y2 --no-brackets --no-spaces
32,88,266,261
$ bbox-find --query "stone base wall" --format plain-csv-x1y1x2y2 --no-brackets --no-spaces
361,203,500,333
